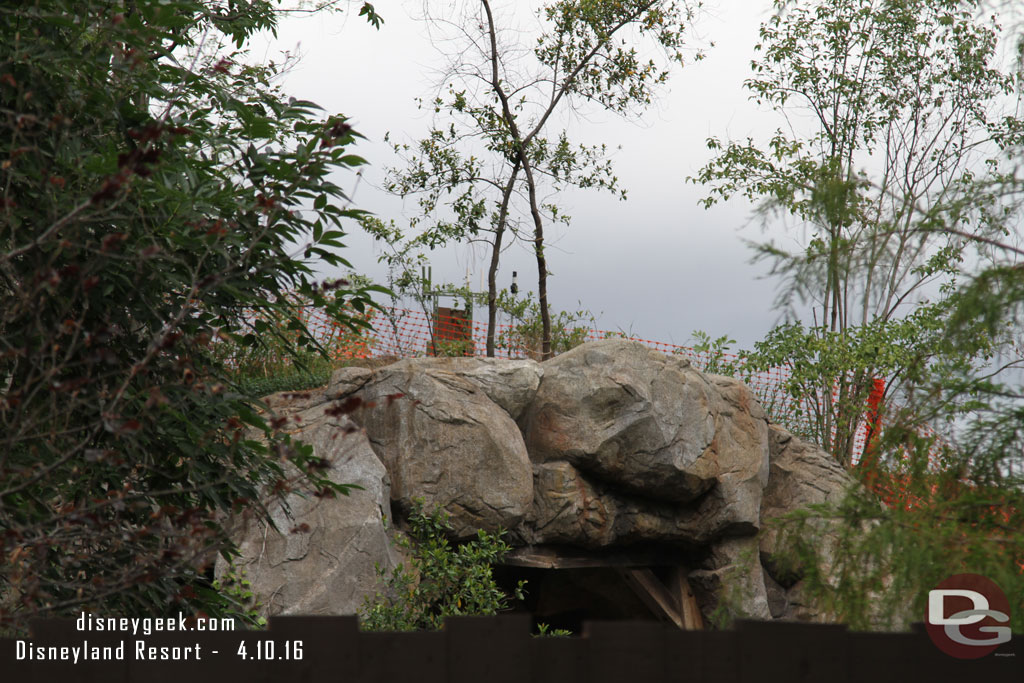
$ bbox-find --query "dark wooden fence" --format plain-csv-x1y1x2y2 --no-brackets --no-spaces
2,616,1020,682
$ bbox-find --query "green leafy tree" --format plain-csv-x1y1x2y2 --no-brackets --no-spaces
373,0,703,358
749,263,1024,632
741,304,997,465
765,436,1024,632
360,501,524,632
0,0,382,634
695,0,1021,465
700,0,1024,632
490,289,595,359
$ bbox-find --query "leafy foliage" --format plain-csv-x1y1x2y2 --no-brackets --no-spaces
766,462,1024,632
207,292,377,395
360,501,524,632
683,330,742,376
743,306,998,466
701,0,1024,632
211,563,267,629
695,0,1021,464
375,0,703,358
491,289,595,359
535,622,573,637
0,0,380,634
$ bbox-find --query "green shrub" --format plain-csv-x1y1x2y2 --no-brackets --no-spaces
0,0,378,634
360,501,525,631
233,366,335,398
492,290,594,359
211,564,266,630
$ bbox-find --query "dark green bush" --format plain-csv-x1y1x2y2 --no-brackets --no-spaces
0,0,378,634
360,501,525,631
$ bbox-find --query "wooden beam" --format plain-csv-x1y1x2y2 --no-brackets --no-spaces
617,568,685,629
501,545,689,569
670,566,704,631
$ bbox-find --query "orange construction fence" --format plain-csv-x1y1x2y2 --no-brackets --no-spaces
225,301,959,474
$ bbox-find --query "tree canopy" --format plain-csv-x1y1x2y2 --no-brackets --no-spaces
0,0,380,634
697,0,1023,465
697,0,1024,631
371,0,704,358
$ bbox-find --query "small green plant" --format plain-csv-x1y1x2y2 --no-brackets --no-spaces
360,500,525,631
683,330,744,377
203,290,376,396
535,622,573,637
210,565,267,630
492,289,595,359
231,365,336,398
430,337,477,357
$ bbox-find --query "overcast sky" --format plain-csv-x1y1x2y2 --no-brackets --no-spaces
253,1,796,350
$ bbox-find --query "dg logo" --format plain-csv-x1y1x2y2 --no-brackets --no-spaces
926,573,1012,659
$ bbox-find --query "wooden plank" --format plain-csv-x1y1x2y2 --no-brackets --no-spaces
502,545,688,569
618,568,685,629
670,567,704,631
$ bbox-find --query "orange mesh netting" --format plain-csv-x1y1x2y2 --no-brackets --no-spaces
269,304,912,460
228,301,963,509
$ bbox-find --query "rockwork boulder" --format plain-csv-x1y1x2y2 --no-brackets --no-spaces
758,423,858,621
519,341,769,546
759,423,854,556
221,392,398,618
339,357,537,538
688,536,772,622
225,340,855,625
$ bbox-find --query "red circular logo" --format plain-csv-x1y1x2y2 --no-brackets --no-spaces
925,573,1012,659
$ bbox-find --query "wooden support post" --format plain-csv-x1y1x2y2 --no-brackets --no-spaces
618,568,685,629
670,566,704,631
617,567,704,631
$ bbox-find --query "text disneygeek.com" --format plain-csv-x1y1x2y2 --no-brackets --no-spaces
12,612,305,664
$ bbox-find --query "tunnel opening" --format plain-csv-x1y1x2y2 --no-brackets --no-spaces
493,545,709,635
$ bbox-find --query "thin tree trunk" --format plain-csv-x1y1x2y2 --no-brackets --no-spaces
486,161,520,357
481,0,552,359
521,160,552,359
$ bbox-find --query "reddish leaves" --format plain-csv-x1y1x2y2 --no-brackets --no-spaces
100,232,126,252
211,58,232,75
91,136,164,204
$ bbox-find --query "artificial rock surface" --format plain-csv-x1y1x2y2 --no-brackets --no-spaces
226,340,855,623
221,398,398,618
345,357,535,538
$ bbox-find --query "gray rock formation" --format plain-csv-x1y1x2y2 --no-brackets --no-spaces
225,340,855,625
759,423,853,555
222,394,398,618
758,423,857,621
519,342,769,545
340,358,535,538
689,536,772,622
521,342,720,503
